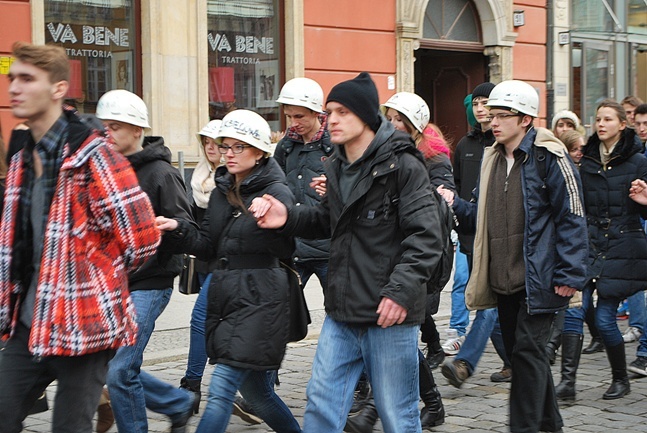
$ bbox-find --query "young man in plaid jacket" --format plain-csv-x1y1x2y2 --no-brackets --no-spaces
0,42,160,433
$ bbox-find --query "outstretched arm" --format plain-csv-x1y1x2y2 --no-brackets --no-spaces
249,194,288,229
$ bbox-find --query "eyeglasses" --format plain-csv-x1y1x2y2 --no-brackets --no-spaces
217,144,252,154
489,113,521,121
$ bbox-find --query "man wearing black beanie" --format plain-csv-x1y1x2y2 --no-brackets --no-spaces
249,72,444,432
441,81,512,390
326,71,381,133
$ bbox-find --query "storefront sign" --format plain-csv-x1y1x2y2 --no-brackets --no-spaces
46,22,130,58
208,32,274,64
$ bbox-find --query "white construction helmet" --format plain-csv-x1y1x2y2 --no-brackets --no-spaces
381,92,430,133
216,110,272,153
196,119,222,145
96,89,150,128
486,80,539,118
276,77,324,113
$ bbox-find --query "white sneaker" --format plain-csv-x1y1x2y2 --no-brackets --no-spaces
442,336,465,356
622,326,642,343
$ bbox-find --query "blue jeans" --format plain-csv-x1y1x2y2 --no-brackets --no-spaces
563,306,585,335
195,364,301,433
295,260,328,289
450,247,470,336
303,316,421,433
107,288,194,433
563,287,591,335
596,295,625,347
627,291,646,332
637,326,647,358
455,308,510,373
185,273,212,380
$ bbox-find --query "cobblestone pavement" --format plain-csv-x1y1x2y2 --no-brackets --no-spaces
22,320,647,432
20,282,647,432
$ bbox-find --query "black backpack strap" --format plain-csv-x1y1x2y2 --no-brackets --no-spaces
535,146,547,184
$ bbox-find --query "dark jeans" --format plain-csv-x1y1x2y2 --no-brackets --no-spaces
0,324,113,433
497,291,563,433
295,260,328,289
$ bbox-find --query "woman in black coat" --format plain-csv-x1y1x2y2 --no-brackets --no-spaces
156,110,301,433
565,100,647,400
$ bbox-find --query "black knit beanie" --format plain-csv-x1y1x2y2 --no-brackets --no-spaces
472,82,496,100
326,72,380,132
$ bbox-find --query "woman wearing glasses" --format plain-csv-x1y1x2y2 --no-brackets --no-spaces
156,109,301,432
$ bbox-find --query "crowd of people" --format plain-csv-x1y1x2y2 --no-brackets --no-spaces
0,41,646,433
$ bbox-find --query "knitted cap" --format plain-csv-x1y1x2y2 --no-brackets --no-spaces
326,72,380,132
551,110,581,131
471,82,496,100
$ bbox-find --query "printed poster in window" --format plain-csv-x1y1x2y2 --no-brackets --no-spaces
255,60,278,108
112,51,133,92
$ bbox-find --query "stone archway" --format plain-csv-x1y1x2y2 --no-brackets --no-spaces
395,0,517,91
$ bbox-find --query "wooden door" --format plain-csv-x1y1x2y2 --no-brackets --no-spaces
415,49,486,151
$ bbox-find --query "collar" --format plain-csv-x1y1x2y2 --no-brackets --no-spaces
36,113,69,155
286,113,328,144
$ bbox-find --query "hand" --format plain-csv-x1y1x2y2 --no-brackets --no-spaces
310,175,327,197
376,297,408,328
155,216,178,231
248,194,288,229
629,179,647,205
436,185,454,207
554,285,577,297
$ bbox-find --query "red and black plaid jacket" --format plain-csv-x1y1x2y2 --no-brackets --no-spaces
0,124,160,357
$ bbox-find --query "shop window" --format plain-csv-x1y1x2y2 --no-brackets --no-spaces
44,0,139,113
571,0,615,32
207,0,282,131
572,41,613,131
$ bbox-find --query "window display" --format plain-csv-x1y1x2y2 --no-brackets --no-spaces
44,0,138,113
207,0,281,131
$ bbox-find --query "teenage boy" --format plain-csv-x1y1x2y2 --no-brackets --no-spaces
441,82,512,387
438,80,588,433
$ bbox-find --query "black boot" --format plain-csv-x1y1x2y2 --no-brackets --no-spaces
419,354,445,428
344,392,378,433
179,377,201,414
349,374,370,415
555,333,583,402
546,311,565,365
582,336,604,354
425,343,445,370
603,343,630,399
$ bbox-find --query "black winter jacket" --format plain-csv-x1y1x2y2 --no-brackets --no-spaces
426,153,455,191
452,126,495,254
274,127,334,263
127,136,193,291
170,158,295,370
284,119,442,325
580,128,647,299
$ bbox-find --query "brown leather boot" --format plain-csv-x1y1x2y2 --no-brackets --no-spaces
96,388,114,433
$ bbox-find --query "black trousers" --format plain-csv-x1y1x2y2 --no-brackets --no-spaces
0,324,114,433
497,291,563,433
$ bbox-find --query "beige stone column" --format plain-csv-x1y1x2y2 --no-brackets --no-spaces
395,0,427,93
141,0,206,161
284,0,305,80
